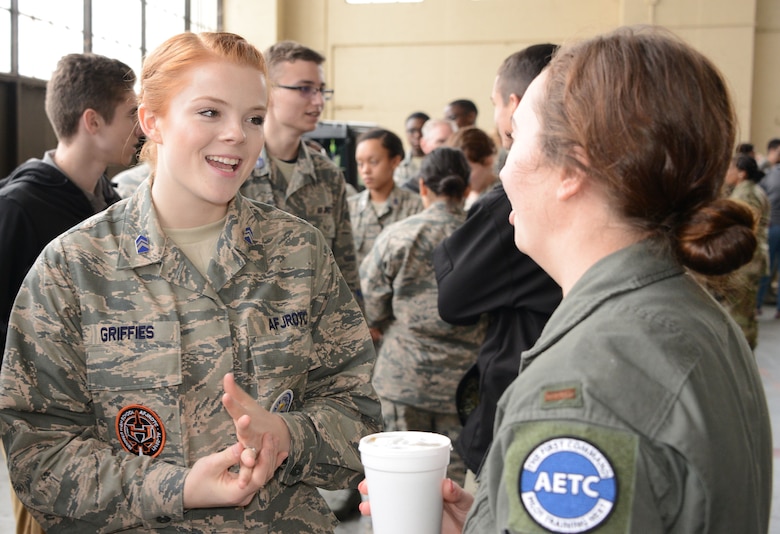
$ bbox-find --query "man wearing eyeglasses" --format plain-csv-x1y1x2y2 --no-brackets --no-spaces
240,41,361,312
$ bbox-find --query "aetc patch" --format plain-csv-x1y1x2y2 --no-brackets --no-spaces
116,404,166,457
520,437,617,533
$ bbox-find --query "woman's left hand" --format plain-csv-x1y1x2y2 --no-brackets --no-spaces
222,373,291,487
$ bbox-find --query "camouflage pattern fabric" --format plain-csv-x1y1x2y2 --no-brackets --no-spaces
348,185,422,266
392,153,423,187
360,201,487,414
720,180,770,348
0,181,381,533
240,143,361,308
111,161,151,199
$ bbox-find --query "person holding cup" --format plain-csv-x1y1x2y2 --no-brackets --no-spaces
361,24,772,533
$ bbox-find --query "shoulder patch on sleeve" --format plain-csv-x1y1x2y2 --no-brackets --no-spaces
503,421,638,533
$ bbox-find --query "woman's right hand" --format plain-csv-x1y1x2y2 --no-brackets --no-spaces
358,478,473,534
182,432,281,509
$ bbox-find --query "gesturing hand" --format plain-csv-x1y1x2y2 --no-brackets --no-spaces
182,434,281,509
221,373,291,488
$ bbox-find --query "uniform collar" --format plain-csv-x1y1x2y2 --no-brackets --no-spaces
254,143,318,183
522,240,683,364
356,185,408,213
116,180,265,291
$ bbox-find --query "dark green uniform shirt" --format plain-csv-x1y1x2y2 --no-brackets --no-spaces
465,240,772,533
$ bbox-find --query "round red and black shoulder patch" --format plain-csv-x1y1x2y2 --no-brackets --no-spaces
115,404,166,457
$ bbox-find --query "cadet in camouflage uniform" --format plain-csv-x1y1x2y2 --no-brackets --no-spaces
0,32,381,533
240,41,361,307
349,128,423,267
393,111,429,187
360,147,486,486
717,155,770,349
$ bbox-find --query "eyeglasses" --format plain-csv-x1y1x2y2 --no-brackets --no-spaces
275,84,334,102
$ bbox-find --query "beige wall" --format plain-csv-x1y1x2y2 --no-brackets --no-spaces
223,0,280,52
225,0,780,156
753,0,780,153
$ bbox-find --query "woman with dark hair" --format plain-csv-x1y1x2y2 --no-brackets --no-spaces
717,154,770,347
361,25,771,533
360,146,486,486
349,128,422,269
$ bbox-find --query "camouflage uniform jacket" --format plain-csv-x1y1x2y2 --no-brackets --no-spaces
731,180,770,278
240,144,361,306
111,161,151,199
347,185,422,266
0,181,381,533
392,152,423,187
360,201,486,413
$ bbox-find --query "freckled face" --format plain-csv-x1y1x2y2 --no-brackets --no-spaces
142,60,267,222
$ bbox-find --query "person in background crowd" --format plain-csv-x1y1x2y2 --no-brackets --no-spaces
0,53,139,356
758,137,780,172
737,142,755,158
757,137,780,316
362,24,771,533
341,127,424,519
349,128,422,280
239,40,362,307
433,43,561,491
446,126,498,210
444,99,478,129
394,111,430,187
402,118,457,193
361,146,487,487
350,127,424,346
0,52,142,534
0,31,381,533
715,154,769,348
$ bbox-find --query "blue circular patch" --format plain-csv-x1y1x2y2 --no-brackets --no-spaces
519,437,617,533
271,389,294,413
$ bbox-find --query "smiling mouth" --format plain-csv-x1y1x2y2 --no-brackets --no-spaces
206,155,241,172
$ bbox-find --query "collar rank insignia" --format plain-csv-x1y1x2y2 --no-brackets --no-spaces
135,234,150,254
